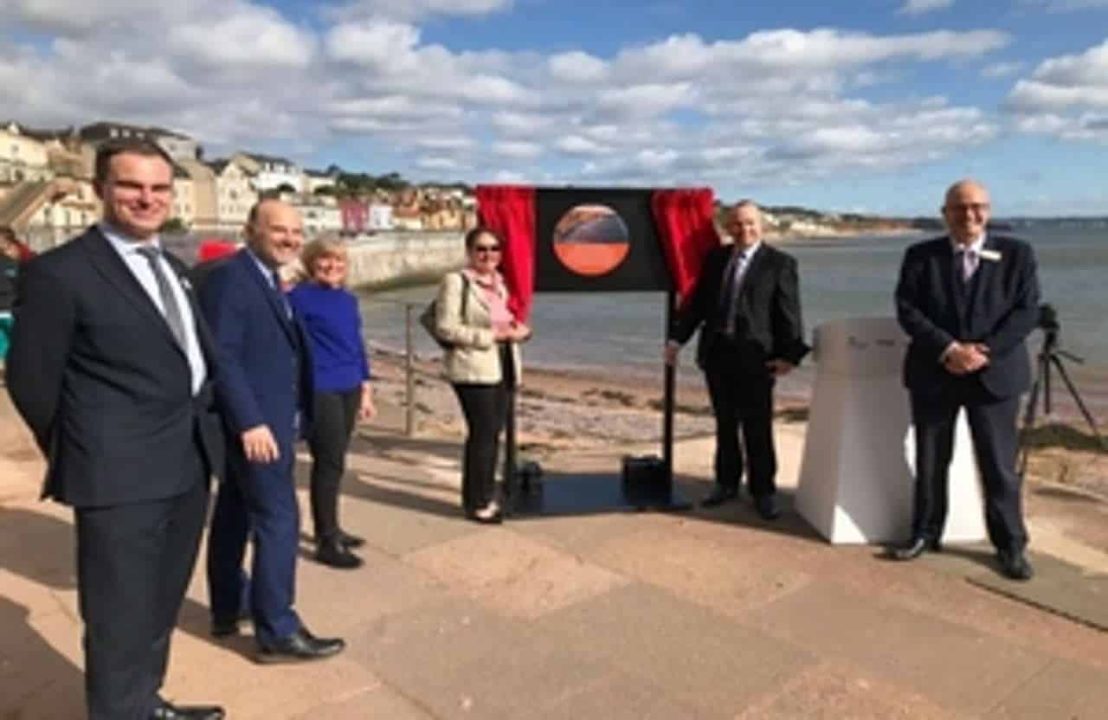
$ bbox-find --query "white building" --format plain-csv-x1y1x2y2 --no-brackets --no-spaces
367,203,394,231
235,152,305,194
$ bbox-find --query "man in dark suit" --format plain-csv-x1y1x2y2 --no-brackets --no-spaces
6,139,224,719
200,198,345,662
666,200,809,519
892,180,1040,580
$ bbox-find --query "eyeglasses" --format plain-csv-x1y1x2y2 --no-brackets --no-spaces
473,245,501,254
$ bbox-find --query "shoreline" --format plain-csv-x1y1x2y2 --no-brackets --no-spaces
366,347,1107,501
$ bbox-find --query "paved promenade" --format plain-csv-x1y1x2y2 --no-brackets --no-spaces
2,392,1107,719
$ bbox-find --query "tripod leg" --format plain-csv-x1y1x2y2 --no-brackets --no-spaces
1018,353,1049,478
1049,355,1107,450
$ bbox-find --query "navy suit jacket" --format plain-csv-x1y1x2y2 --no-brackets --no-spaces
672,242,809,373
199,249,313,450
6,227,223,507
895,235,1040,400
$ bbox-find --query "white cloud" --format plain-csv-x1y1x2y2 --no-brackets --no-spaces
0,8,1018,186
898,0,954,15
491,141,542,158
548,51,608,82
1007,39,1108,141
555,135,610,156
981,61,1024,78
416,156,466,170
170,4,314,69
334,0,512,21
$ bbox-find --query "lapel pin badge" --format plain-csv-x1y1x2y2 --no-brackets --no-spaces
979,249,1001,262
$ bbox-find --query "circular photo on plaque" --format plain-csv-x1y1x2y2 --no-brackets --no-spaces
552,204,631,277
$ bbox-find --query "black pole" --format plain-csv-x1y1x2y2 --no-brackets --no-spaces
662,289,676,482
502,344,519,505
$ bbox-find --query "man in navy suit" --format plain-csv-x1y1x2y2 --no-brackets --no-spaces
7,139,224,719
666,201,809,520
892,180,1040,580
200,198,345,661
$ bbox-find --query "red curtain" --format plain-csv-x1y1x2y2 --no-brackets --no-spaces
651,188,719,309
476,185,537,321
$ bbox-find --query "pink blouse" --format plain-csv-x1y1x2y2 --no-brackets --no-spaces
463,268,514,333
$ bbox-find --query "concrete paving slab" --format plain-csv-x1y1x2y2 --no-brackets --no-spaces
507,507,658,556
287,681,435,720
533,669,720,720
983,657,1108,720
534,582,815,717
405,527,629,618
967,554,1108,632
0,599,84,720
747,581,1052,716
346,597,612,719
734,661,970,720
294,545,446,635
588,525,813,616
320,481,479,556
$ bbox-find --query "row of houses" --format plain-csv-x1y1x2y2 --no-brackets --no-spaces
0,120,476,240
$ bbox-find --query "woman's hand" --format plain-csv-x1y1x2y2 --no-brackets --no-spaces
358,383,376,422
509,322,532,342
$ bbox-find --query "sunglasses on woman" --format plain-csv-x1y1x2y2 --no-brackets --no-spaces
473,244,501,254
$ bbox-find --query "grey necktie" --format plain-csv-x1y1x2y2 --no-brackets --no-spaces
962,248,979,281
721,249,750,336
135,246,188,348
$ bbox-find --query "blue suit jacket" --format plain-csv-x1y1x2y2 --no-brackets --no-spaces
895,235,1040,400
199,249,313,449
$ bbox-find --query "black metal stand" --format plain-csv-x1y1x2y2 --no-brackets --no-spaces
1018,329,1105,478
504,289,689,517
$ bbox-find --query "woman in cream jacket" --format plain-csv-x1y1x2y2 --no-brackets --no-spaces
434,227,530,523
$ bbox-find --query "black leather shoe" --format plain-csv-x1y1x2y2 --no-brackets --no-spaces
256,627,345,664
150,700,225,719
700,485,739,508
210,617,240,638
316,538,364,569
889,536,941,561
337,530,366,549
754,494,781,520
997,549,1034,581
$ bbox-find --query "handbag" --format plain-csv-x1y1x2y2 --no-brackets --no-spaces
420,272,469,349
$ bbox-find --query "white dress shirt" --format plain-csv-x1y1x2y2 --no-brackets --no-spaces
101,224,207,395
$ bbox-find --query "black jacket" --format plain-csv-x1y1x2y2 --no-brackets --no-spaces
6,227,224,506
671,242,809,373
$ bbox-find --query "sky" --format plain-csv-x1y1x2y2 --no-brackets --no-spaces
2,0,1108,216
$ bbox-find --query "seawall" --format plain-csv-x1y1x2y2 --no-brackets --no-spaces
338,231,465,290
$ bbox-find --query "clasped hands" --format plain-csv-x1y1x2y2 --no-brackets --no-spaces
943,341,990,375
495,322,531,342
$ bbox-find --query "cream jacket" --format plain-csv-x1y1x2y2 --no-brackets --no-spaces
434,271,523,384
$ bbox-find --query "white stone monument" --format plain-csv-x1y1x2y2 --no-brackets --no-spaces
795,317,987,545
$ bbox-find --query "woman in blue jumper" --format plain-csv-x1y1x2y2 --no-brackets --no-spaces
289,238,375,569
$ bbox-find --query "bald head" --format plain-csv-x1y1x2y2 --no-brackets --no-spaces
942,179,991,246
245,199,304,269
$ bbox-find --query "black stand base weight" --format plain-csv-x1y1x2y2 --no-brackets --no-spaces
502,289,690,517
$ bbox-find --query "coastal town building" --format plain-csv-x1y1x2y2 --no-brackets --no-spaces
234,152,305,194
209,157,258,231
304,169,337,195
79,121,199,163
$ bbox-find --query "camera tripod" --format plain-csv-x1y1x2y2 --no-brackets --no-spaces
1018,311,1106,478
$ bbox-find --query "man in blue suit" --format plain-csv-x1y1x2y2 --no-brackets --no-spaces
892,180,1040,581
200,198,345,660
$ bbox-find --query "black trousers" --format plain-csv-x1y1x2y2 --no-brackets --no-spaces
703,348,777,498
910,388,1027,553
306,388,361,542
75,476,208,720
452,344,514,513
